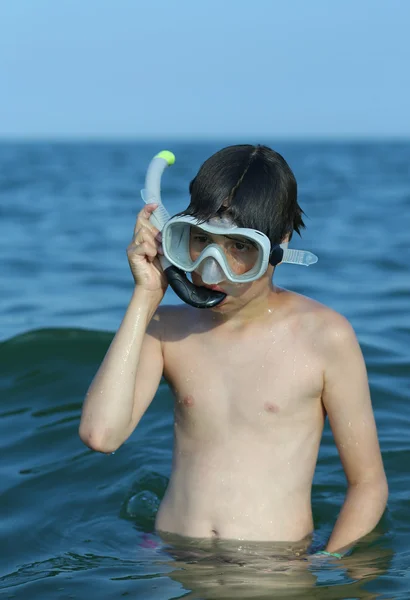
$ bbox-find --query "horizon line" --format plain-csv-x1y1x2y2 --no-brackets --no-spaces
1,134,410,144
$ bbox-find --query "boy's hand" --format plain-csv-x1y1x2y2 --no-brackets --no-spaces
127,203,168,296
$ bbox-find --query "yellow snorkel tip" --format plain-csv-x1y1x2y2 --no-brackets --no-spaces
155,150,176,166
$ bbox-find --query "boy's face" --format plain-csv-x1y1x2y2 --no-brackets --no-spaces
188,224,276,313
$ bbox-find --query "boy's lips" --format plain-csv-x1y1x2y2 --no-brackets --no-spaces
203,284,226,293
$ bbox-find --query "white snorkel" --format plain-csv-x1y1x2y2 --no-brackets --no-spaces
141,151,227,308
141,151,173,232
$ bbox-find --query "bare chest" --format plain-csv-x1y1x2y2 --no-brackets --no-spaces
163,327,324,439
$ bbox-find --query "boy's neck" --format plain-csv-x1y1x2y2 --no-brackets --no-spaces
210,283,287,330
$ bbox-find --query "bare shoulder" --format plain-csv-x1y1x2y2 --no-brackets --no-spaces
147,303,199,343
284,289,358,352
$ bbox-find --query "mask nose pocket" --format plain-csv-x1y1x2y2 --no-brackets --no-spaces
196,257,226,284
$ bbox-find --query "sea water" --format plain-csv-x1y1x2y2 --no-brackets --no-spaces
1,141,409,599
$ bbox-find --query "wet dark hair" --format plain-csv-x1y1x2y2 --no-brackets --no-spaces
179,144,305,245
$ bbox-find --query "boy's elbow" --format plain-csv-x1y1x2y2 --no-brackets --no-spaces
380,474,389,505
373,470,389,502
352,472,389,506
78,423,121,454
375,475,389,517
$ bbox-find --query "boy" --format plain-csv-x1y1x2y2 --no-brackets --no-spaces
79,144,388,556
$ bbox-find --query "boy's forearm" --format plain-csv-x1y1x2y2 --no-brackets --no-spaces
79,287,162,452
325,477,388,554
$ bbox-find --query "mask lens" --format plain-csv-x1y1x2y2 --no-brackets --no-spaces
189,227,259,276
162,218,267,283
224,235,259,273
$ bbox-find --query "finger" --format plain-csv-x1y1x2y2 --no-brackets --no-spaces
128,230,157,252
134,204,159,236
141,202,158,217
134,216,159,239
131,239,157,258
133,226,156,246
140,240,157,258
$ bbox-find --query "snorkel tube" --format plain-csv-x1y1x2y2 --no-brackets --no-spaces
142,151,226,309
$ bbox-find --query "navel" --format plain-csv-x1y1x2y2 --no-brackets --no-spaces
264,401,279,414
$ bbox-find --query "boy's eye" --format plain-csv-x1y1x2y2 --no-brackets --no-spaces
232,241,253,252
234,242,247,251
193,235,209,244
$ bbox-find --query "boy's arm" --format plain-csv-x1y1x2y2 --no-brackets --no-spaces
79,288,164,454
321,314,388,555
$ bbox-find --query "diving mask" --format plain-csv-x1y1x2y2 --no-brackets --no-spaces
161,215,318,285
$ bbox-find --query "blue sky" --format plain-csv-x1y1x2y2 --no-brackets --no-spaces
1,0,409,139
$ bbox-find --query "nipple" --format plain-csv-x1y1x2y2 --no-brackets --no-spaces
183,395,195,407
264,401,279,414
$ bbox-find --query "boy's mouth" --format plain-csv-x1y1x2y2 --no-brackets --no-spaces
203,284,226,293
